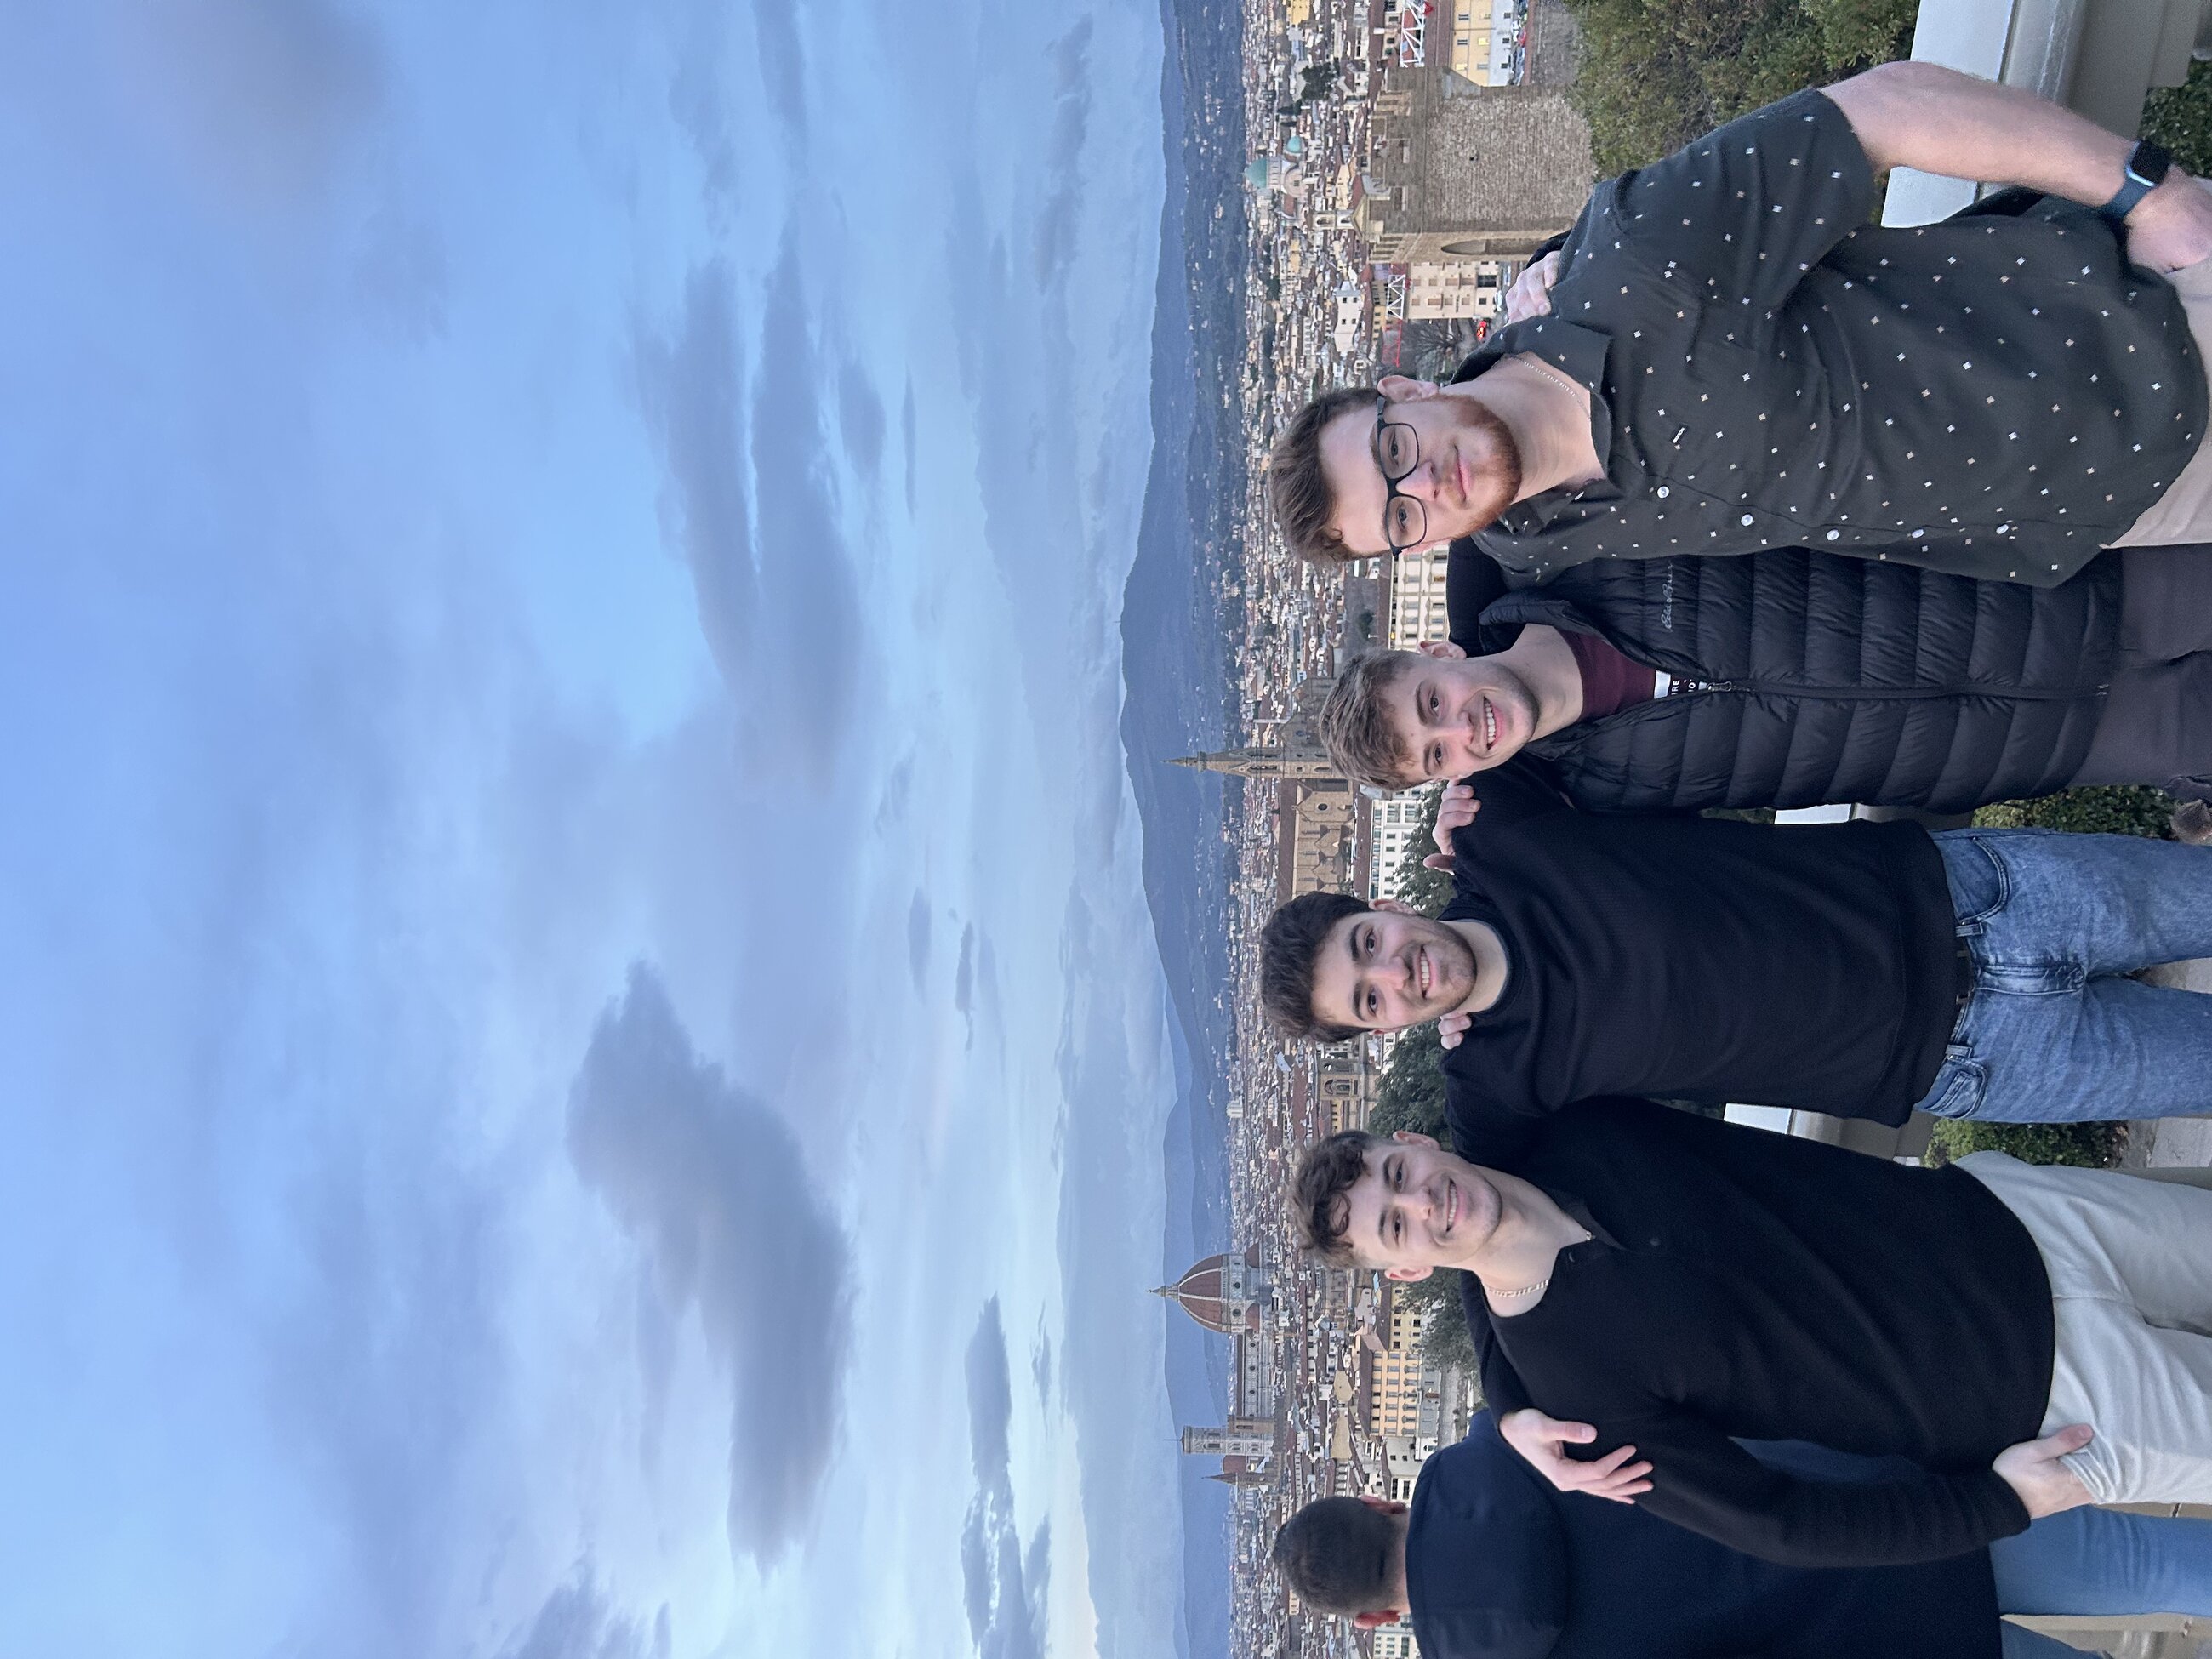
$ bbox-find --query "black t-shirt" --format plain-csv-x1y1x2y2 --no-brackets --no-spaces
1473,1099,2053,1568
1439,764,1957,1143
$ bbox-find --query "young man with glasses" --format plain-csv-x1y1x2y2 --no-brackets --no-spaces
1267,61,2212,583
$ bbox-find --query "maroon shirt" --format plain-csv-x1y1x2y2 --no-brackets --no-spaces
1563,630,1656,721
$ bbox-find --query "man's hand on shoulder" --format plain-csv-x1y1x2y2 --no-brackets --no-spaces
1993,1423,2095,1518
1422,783,1480,873
2128,173,2212,274
1501,252,1561,325
1437,1009,1474,1049
1497,1409,1654,1503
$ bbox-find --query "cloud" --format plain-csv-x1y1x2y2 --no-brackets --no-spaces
111,0,388,209
630,259,758,689
909,891,933,987
954,923,977,1015
499,1570,667,1659
567,963,853,1562
1030,1315,1053,1406
667,6,738,212
351,197,448,345
739,237,864,779
966,1300,1015,1486
1031,20,1096,281
837,363,885,472
961,1300,1050,1659
901,379,917,513
630,242,863,787
749,0,806,140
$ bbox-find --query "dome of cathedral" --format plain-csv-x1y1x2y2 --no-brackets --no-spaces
1154,1247,1263,1334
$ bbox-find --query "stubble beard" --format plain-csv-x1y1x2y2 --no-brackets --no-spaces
1454,400,1524,538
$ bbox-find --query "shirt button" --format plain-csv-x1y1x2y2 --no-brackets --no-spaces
1740,514,1754,525
1656,487,1670,498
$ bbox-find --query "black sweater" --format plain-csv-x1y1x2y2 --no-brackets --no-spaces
1460,1099,2053,1569
1439,763,1959,1136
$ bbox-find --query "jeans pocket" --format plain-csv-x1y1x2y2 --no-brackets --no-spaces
1917,1057,1991,1120
1936,834,2010,929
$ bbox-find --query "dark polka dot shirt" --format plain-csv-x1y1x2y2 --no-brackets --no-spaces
1456,88,2209,589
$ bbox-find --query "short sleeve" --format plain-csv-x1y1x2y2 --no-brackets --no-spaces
1610,88,1873,311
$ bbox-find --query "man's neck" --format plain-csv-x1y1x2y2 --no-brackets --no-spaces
1460,359,1605,500
1461,1171,1586,1287
1443,918,1511,1015
1497,624,1585,731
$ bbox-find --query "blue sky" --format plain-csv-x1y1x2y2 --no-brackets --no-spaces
0,3,1191,1655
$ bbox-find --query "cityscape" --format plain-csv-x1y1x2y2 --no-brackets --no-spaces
1178,2,1596,1655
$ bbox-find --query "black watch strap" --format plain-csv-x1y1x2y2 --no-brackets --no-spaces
2100,140,2174,225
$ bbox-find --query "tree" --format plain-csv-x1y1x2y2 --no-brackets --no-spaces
1369,1023,1447,1144
1561,0,1916,174
1395,1268,1479,1375
1388,784,1454,918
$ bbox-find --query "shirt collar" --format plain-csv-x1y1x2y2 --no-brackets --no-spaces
1453,317,1624,533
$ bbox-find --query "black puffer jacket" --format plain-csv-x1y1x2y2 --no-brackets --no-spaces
1467,547,2121,814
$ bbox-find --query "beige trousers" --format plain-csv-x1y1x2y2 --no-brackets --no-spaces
1957,1150,2212,1506
2112,183,2212,546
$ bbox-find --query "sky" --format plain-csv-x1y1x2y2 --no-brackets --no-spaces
0,2,1197,1656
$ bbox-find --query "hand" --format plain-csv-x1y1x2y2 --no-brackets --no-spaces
1497,1409,1654,1502
1438,1009,1474,1049
2126,172,2212,274
1422,784,1480,872
1993,1424,2095,1518
1501,251,1561,324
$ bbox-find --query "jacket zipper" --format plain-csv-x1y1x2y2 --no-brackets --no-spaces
1653,677,2107,703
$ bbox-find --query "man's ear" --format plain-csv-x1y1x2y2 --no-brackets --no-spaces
1390,1130,1440,1150
1357,1495,1411,1514
1377,373,1438,402
1385,1263,1435,1283
1371,898,1412,915
1415,640,1468,660
1353,1610,1404,1631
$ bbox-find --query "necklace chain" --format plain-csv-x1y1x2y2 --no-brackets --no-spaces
1490,1227,1592,1303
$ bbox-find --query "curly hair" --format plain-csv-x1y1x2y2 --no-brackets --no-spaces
1270,1496,1400,1616
1259,891,1370,1040
1267,385,1377,566
1320,650,1423,790
1291,1131,1382,1267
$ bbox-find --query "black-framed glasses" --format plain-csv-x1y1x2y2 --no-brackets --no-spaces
1373,395,1427,553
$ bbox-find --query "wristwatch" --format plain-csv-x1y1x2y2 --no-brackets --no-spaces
2100,140,2173,226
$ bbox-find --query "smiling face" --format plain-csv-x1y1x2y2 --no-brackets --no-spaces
1318,382,1523,558
1308,904,1479,1033
1382,651,1542,786
1338,1133,1502,1280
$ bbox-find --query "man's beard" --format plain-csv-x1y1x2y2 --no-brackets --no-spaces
1456,398,1524,536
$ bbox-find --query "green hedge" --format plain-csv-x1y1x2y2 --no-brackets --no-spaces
1564,2,2212,180
1923,1118,2127,1170
1970,785,2177,839
2141,57,2212,175
1561,0,1917,173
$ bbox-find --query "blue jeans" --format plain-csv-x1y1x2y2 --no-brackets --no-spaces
1918,830,2212,1123
1993,1504,2212,1659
